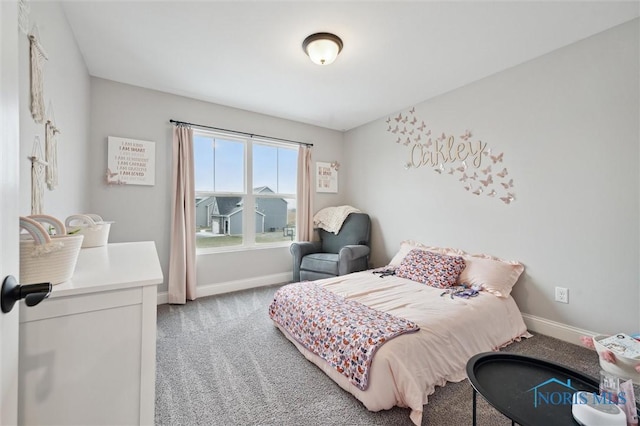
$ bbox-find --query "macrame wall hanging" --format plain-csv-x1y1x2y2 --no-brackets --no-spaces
28,28,48,124
29,136,47,214
19,0,30,35
45,102,60,190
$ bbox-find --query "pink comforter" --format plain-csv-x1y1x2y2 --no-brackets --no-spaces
272,271,530,425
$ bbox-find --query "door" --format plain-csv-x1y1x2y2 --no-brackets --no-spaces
1,1,21,424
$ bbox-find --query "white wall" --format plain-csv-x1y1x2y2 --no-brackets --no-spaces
89,78,344,294
343,20,639,335
19,1,90,218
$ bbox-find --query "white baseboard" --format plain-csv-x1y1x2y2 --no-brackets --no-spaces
157,272,291,305
522,313,598,346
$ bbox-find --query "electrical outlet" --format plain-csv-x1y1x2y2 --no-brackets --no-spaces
555,287,569,304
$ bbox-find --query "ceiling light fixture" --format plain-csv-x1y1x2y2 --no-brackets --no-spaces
302,32,343,65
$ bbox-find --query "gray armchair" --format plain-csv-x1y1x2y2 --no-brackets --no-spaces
290,213,371,282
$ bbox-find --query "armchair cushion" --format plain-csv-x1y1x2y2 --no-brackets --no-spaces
301,253,340,276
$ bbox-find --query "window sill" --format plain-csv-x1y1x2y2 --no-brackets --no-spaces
196,241,293,256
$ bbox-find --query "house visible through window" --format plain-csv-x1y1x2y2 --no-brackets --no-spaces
194,130,298,250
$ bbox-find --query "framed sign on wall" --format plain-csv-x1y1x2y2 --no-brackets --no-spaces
106,136,156,186
316,161,338,193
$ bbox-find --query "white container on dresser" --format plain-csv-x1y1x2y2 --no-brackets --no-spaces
18,241,163,425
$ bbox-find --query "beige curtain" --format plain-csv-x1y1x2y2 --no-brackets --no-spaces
296,145,314,241
168,124,196,304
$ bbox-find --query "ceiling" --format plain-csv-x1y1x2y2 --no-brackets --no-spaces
61,1,639,131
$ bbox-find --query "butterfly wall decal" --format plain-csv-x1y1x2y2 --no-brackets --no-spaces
500,193,516,204
459,173,469,182
490,152,504,164
410,117,417,125
409,107,415,114
391,125,399,134
460,130,472,141
386,117,391,124
472,187,483,195
403,137,411,146
414,134,421,143
400,127,407,135
481,165,491,175
396,137,401,144
497,168,508,178
487,189,497,197
501,179,514,189
480,175,493,187
395,113,403,122
417,122,426,132
469,172,479,180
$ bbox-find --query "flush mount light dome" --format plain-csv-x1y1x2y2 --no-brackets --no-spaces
302,32,343,65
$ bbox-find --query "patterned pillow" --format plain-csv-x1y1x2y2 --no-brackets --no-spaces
396,249,466,288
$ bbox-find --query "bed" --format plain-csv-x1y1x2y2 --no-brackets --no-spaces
270,241,530,425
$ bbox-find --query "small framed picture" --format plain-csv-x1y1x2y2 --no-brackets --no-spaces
316,161,338,193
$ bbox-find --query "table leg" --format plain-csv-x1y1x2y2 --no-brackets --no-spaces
472,387,477,426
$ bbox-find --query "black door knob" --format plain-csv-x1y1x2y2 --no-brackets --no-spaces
1,275,51,314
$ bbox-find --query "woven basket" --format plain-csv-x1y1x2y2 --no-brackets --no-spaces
20,215,84,285
65,214,113,248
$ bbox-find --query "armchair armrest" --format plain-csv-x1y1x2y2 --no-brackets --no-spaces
290,241,322,282
338,245,371,276
338,245,370,261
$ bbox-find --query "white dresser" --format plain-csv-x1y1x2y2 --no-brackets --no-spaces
18,242,163,425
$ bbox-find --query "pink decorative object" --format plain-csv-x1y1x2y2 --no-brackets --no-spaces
601,350,617,364
580,335,596,350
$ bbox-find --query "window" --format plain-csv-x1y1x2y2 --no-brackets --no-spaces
194,130,298,250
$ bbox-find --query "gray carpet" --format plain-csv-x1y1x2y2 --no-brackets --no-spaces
155,284,639,425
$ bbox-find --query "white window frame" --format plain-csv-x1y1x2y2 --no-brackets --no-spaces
195,130,298,254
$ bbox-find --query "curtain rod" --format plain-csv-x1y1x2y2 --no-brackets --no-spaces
169,119,313,147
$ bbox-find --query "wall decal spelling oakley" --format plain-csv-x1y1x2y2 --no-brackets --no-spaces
386,107,516,205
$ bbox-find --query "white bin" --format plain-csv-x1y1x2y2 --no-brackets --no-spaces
65,214,113,248
593,334,640,385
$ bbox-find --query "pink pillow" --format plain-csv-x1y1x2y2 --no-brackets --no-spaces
396,249,466,288
458,255,524,298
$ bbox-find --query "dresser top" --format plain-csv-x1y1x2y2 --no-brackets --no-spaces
51,241,163,297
